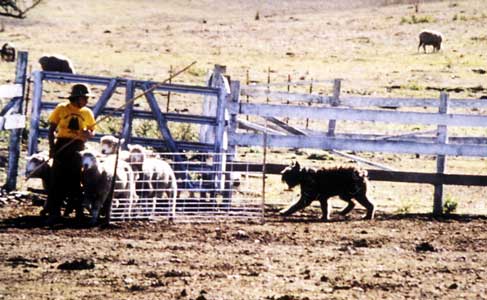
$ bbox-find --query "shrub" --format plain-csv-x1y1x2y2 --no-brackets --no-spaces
134,119,159,138
443,196,458,214
400,15,436,25
170,123,198,142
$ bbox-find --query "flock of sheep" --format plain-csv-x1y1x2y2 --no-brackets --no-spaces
26,136,179,225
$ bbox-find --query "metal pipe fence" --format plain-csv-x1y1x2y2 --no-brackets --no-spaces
110,152,264,223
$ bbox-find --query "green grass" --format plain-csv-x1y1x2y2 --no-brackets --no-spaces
443,195,458,215
400,14,436,24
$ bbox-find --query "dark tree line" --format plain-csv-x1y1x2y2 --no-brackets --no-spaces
0,0,42,18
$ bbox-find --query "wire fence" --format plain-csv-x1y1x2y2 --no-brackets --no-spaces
110,152,265,223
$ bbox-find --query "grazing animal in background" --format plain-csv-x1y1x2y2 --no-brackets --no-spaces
280,161,375,221
128,144,178,217
418,30,442,53
80,149,138,225
1,42,16,62
38,54,76,73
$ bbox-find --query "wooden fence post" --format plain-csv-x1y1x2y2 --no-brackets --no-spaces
327,79,341,136
433,92,449,216
167,65,173,112
245,69,250,121
5,51,28,191
27,71,43,156
228,80,240,158
305,79,313,129
224,80,241,207
266,67,270,103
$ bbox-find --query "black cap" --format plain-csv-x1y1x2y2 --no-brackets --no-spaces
68,84,94,100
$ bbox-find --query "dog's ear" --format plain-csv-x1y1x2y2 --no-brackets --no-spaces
294,161,300,170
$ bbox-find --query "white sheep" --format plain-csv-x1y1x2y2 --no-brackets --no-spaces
80,149,138,225
99,135,130,160
25,152,51,216
127,144,177,218
25,151,51,192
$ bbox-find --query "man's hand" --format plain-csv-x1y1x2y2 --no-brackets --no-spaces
80,129,94,141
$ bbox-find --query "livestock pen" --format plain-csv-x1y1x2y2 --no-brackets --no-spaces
3,56,486,220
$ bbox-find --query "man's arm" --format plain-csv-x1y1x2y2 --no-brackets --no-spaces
48,122,57,158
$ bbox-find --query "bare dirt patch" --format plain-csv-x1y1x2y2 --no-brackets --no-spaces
1,201,486,299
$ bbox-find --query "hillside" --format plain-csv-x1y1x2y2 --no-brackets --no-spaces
1,0,486,97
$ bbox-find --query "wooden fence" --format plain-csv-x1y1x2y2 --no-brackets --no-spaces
3,56,487,215
0,51,28,191
227,79,487,215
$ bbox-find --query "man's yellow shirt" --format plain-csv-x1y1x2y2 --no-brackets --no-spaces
48,102,96,140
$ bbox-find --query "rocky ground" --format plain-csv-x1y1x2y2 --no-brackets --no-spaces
1,1,487,299
0,195,486,300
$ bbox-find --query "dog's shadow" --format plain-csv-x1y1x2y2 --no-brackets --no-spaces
269,210,487,224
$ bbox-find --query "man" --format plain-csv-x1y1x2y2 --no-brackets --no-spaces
46,83,96,224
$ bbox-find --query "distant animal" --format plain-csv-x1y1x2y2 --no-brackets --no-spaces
80,149,138,225
418,30,442,53
1,42,16,62
280,161,375,221
38,54,75,73
128,144,178,218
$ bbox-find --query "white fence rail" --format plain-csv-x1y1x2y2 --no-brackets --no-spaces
233,86,487,158
232,82,487,215
241,86,487,109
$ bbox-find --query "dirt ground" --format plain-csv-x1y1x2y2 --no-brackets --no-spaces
0,199,486,300
1,0,487,299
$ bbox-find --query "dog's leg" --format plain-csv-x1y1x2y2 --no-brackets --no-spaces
338,195,355,216
318,196,330,221
280,193,312,216
355,193,375,220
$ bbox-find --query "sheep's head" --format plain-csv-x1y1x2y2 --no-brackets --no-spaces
80,150,99,171
127,144,146,164
100,135,121,155
25,152,50,178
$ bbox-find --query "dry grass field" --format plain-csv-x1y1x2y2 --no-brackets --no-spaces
1,0,487,299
